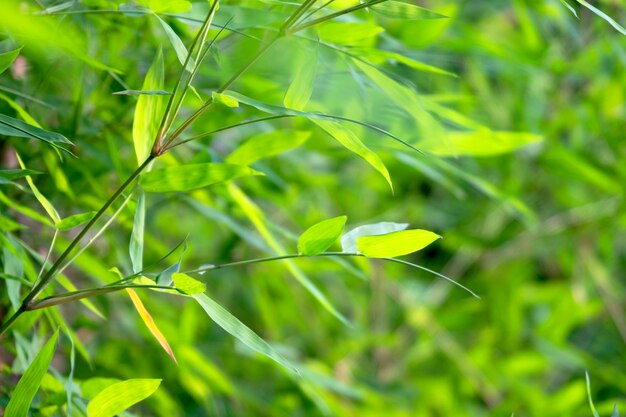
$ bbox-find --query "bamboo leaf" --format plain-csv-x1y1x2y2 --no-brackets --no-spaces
130,189,145,273
420,130,543,157
357,229,441,258
298,216,347,256
141,163,263,193
574,0,626,35
126,288,177,363
314,119,393,191
155,14,195,69
113,89,171,96
212,91,240,108
226,130,311,165
139,0,191,13
192,293,298,373
132,48,165,165
15,152,61,224
5,330,59,417
172,272,206,294
0,113,73,152
341,222,409,253
0,46,22,75
57,211,97,231
0,169,42,181
560,0,578,18
370,1,448,19
86,378,162,417
284,46,317,110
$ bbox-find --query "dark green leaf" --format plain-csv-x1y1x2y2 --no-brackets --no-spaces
0,113,73,152
0,169,42,181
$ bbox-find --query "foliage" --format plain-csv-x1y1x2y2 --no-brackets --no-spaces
1,0,626,416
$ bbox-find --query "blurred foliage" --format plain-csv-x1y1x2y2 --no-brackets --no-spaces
1,0,626,416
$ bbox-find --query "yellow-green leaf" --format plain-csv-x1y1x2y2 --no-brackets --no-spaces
132,48,165,166
57,211,97,231
371,1,448,19
284,47,317,111
86,378,162,417
5,330,59,417
212,91,240,108
357,229,441,258
420,130,543,157
313,119,392,191
226,130,311,166
126,288,177,363
173,272,206,295
141,163,262,193
298,216,347,256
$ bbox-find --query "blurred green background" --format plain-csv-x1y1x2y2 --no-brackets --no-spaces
1,0,626,416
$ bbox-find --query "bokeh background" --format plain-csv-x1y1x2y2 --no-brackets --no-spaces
1,0,626,416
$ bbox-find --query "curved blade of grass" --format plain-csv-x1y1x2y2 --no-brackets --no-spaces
126,288,177,364
86,378,161,417
5,330,59,417
192,293,298,374
575,0,626,35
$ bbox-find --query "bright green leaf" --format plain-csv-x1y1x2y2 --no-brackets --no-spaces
298,216,347,256
192,293,298,373
314,119,393,190
57,211,97,231
226,130,311,165
213,91,240,108
0,46,22,75
130,189,145,273
341,222,409,253
5,330,59,417
141,163,262,193
357,229,441,258
132,48,165,166
284,47,317,110
86,378,161,417
173,272,206,294
370,1,448,19
420,130,543,157
155,14,195,69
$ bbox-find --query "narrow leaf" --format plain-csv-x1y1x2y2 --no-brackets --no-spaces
574,0,626,35
370,1,448,19
0,46,22,75
298,216,347,256
172,272,206,294
87,378,161,417
357,229,441,258
284,46,317,110
212,91,240,108
155,14,195,69
57,211,97,231
0,168,42,180
560,0,578,18
226,130,310,165
192,293,298,373
0,113,73,151
126,289,177,363
141,163,262,193
16,152,61,224
586,371,600,417
130,189,145,273
341,222,409,253
5,330,59,417
132,48,165,165
314,119,393,190
420,130,543,157
113,89,171,96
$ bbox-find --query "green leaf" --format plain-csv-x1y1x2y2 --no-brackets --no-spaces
612,404,620,417
360,48,456,77
370,1,448,19
132,48,165,166
212,91,240,108
313,119,393,190
86,379,161,417
113,89,171,96
0,113,73,152
560,0,578,18
0,169,42,181
130,189,145,273
284,47,317,110
341,222,409,253
155,14,195,69
5,330,59,417
420,130,542,157
226,130,311,165
16,152,61,224
298,216,347,256
586,371,600,417
318,22,384,47
357,229,441,258
57,211,97,231
139,0,191,13
141,163,262,193
192,293,298,373
574,0,626,35
173,272,206,294
0,46,22,75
